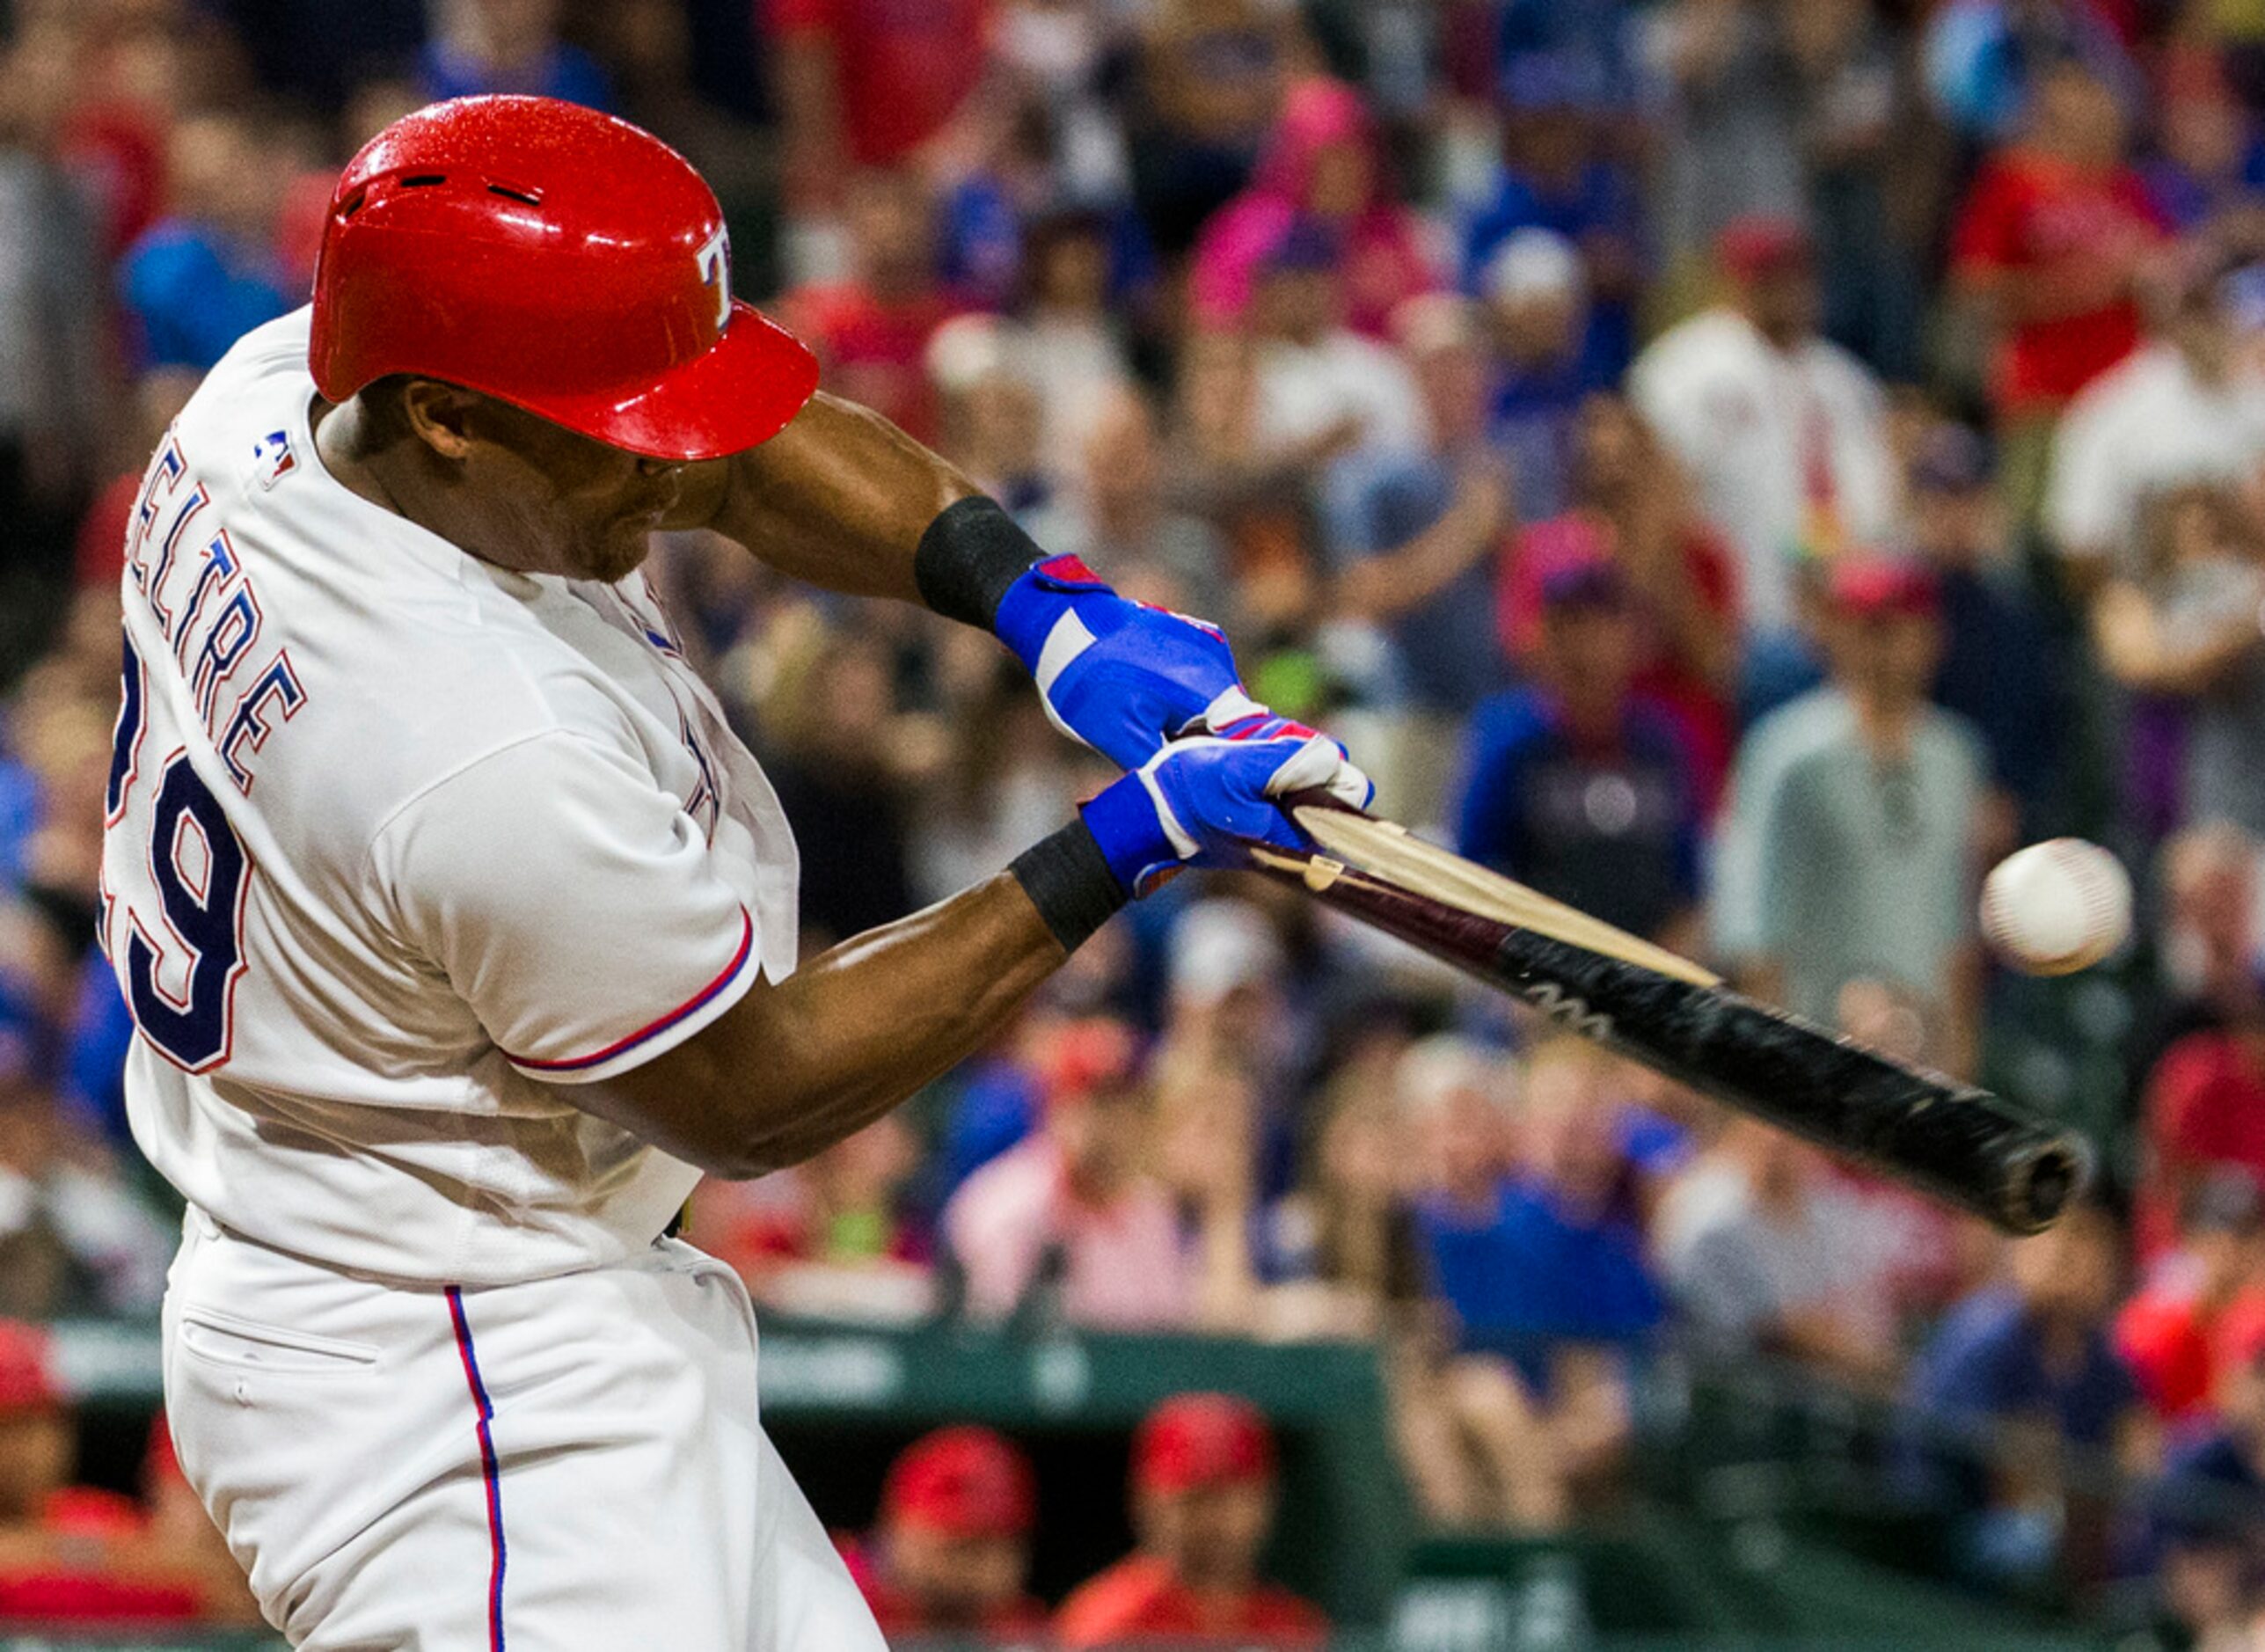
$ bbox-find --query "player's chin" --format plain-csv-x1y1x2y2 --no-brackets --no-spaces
577,525,657,585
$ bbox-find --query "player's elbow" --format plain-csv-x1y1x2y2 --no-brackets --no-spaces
656,1071,840,1180
660,1085,807,1181
573,1043,803,1181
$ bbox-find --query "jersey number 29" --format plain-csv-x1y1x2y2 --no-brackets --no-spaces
107,632,249,1071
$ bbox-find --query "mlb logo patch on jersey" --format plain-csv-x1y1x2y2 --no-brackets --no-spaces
249,430,298,491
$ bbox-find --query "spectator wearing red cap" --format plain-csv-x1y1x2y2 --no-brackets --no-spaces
1501,392,1742,811
1950,59,2166,520
2137,984,2265,1269
1713,553,1991,1070
0,1321,241,1626
2117,1171,2265,1423
851,1426,1046,1636
1055,1393,1327,1649
1630,216,1897,719
942,1017,1204,1330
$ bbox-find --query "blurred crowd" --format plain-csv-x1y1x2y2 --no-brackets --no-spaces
31,0,2265,1642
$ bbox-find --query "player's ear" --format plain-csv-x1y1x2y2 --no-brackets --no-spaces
398,379,479,463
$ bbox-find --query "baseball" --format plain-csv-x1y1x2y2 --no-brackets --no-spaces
1980,839,2133,976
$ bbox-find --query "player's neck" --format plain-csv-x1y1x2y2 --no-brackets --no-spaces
312,397,421,521
313,397,536,576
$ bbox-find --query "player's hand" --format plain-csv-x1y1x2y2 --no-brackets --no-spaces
1078,729,1373,897
992,553,1279,768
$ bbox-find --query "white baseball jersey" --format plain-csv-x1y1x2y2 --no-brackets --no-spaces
99,308,800,1285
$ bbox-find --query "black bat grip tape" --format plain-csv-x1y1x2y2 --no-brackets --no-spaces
1491,931,2090,1235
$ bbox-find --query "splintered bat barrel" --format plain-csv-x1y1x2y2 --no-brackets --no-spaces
1246,833,2088,1236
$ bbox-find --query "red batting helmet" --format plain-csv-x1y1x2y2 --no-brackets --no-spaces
310,96,818,462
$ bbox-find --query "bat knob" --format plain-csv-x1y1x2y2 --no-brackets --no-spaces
2002,1131,2093,1235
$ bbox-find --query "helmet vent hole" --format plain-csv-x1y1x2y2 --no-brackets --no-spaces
486,183,542,206
338,187,367,218
398,173,446,188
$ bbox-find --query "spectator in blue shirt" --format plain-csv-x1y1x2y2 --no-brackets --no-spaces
59,965,135,1153
1904,1202,2153,1591
1908,423,2065,841
1923,0,2141,148
1319,295,1512,735
1454,559,1704,945
1480,229,1615,525
1407,1035,1662,1526
118,113,292,374
0,740,35,900
2138,59,2265,236
1496,8,1636,113
1461,54,1641,381
418,0,614,109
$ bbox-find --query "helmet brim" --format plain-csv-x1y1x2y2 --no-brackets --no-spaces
507,300,821,462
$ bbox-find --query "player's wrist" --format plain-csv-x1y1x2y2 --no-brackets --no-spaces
913,495,1050,633
990,554,1124,670
1009,816,1130,953
1078,767,1190,898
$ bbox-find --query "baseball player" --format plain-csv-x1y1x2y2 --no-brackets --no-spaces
98,96,1369,1648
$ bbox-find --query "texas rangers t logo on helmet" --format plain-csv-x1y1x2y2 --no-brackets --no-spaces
696,227,731,332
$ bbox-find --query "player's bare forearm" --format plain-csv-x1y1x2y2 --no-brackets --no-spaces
673,391,978,601
578,731,1363,1177
675,389,1361,781
578,872,1064,1177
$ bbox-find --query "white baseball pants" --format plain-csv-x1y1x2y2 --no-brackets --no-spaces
161,1209,887,1650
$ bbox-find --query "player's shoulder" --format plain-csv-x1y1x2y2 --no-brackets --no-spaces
298,576,666,856
152,313,661,831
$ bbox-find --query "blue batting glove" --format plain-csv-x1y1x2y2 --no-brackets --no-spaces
993,554,1256,770
1078,731,1371,897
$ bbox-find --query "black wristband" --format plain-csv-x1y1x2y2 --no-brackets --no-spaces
1009,818,1129,954
914,496,1043,631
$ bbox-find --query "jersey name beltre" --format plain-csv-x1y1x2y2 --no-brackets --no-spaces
121,427,311,794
